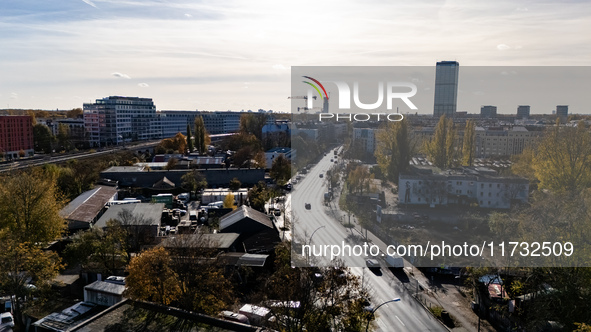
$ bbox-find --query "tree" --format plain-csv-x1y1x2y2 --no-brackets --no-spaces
265,243,373,331
0,170,65,244
157,133,187,154
462,119,476,166
239,113,268,141
424,115,458,169
229,177,241,191
531,121,591,193
64,220,128,275
223,193,235,209
165,157,178,170
181,170,208,198
66,108,83,118
125,247,181,306
270,154,291,186
253,150,267,169
57,123,71,151
375,119,413,183
33,124,54,153
186,123,194,152
0,235,62,327
248,181,270,212
194,116,210,155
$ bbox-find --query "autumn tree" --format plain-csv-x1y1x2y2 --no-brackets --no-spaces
0,235,62,327
66,108,83,118
253,150,267,169
248,181,270,212
375,118,413,183
223,193,236,209
194,116,210,154
165,157,178,170
424,115,458,169
64,220,128,275
181,170,208,198
239,113,268,141
157,133,187,154
270,154,291,185
462,119,476,166
125,247,181,306
229,177,241,191
0,170,65,244
531,121,591,193
264,243,373,331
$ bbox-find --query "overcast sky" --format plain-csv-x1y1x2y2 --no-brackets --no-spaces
1,0,590,113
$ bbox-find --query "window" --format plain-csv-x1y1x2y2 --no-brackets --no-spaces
489,184,492,188
488,192,492,197
481,184,484,189
418,197,421,202
480,192,483,197
497,184,500,188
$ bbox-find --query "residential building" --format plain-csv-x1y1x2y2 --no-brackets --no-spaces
433,61,459,118
352,128,377,154
474,126,543,157
399,166,529,209
219,205,280,253
481,105,497,118
517,105,530,119
0,115,34,159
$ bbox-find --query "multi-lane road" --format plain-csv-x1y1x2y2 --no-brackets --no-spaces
291,149,445,331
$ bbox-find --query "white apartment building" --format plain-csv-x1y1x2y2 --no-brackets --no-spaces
399,166,529,209
352,128,377,153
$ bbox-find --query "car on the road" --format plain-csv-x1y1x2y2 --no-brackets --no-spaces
0,312,14,329
305,203,311,210
319,173,323,178
365,259,380,269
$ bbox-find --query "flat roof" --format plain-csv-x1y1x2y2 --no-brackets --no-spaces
94,203,163,228
70,300,262,331
84,281,125,296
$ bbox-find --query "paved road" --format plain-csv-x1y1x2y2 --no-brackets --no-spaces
291,149,445,332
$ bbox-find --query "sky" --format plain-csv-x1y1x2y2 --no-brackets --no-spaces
1,0,591,113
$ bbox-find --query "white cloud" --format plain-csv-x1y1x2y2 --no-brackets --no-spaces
272,64,288,71
10,92,18,99
111,72,131,79
138,83,149,87
82,0,97,8
184,13,192,18
497,44,511,51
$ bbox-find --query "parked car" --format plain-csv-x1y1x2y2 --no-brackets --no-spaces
0,312,14,328
305,203,311,210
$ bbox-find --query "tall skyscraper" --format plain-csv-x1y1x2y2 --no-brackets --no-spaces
433,61,459,118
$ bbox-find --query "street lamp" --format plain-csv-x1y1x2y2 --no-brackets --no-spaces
365,298,401,332
306,225,326,265
308,225,326,246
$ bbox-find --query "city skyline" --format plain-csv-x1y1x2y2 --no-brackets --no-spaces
1,0,591,112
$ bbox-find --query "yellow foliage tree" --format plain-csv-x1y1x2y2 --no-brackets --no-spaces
125,247,181,306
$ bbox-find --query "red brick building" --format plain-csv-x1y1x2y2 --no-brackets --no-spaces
0,115,34,159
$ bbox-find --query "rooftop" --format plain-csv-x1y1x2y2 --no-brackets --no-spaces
219,205,273,231
94,203,164,228
70,299,262,331
161,233,240,250
84,281,125,296
60,186,118,224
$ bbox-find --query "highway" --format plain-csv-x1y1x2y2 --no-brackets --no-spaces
291,149,445,332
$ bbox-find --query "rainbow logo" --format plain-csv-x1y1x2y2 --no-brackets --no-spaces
302,76,329,100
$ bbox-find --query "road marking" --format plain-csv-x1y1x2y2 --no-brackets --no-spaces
395,315,405,326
